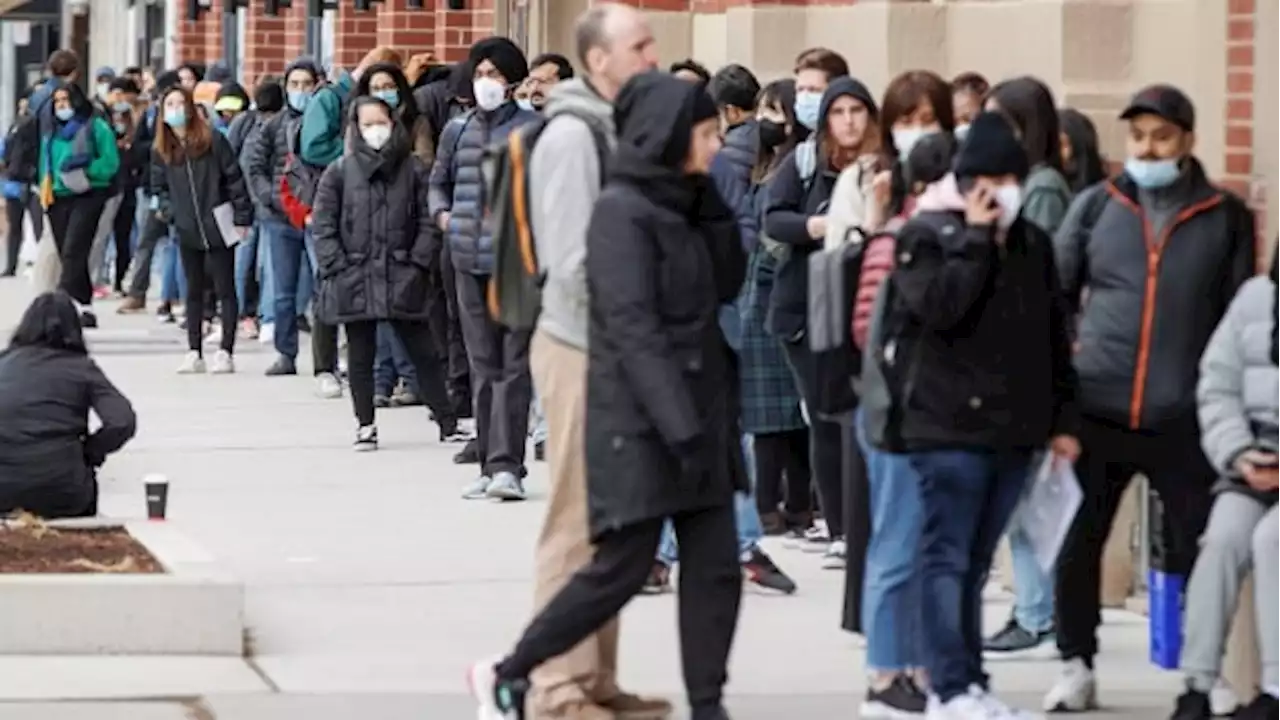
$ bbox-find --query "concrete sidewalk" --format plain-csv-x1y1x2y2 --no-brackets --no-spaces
0,280,1183,719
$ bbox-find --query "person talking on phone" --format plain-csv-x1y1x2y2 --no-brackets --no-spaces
1170,244,1279,720
873,111,1080,719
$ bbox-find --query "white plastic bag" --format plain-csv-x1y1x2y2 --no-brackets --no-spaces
31,215,60,294
18,211,38,267
1012,451,1083,574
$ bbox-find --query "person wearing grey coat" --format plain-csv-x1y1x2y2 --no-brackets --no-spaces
311,97,459,451
1173,255,1279,720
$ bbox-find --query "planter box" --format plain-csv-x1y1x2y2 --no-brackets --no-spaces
0,520,244,655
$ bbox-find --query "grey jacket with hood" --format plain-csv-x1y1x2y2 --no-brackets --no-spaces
244,58,321,224
527,78,616,351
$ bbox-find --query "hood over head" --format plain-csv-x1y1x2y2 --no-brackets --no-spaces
284,57,321,85
346,95,411,177
818,76,878,131
613,71,717,172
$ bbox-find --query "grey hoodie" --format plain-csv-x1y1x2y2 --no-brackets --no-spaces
528,78,616,351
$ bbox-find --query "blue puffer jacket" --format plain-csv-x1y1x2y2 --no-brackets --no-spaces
427,101,539,276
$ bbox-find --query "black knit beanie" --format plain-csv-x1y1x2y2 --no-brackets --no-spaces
468,37,529,86
953,111,1029,181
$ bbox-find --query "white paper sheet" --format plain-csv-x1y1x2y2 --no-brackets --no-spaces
211,202,239,247
1014,451,1083,574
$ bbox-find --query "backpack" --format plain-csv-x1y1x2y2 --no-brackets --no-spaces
484,112,608,331
279,115,326,230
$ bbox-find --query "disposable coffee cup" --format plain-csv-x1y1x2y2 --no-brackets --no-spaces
143,474,169,521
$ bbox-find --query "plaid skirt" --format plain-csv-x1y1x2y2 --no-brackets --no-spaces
739,247,806,435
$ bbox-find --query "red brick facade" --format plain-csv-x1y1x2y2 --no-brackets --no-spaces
1222,0,1265,263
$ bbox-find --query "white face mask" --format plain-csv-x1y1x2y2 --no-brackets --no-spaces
96,83,110,99
994,184,1023,229
892,126,940,161
472,77,507,112
361,124,392,151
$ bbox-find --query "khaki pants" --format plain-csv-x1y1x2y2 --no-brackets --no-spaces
529,329,620,713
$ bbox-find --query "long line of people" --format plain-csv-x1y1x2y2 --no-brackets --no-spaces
0,5,1274,720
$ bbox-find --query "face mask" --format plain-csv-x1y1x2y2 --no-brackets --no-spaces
759,119,787,150
287,90,312,113
54,107,74,122
1124,157,1181,190
954,124,971,142
515,98,535,113
163,109,187,128
113,101,133,114
361,124,392,151
96,83,110,99
114,121,128,136
994,184,1023,229
472,78,507,112
794,91,821,131
893,127,938,161
373,90,400,109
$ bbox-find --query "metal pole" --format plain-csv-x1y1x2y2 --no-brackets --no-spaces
221,9,239,79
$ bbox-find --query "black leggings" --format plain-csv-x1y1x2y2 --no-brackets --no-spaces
110,190,136,291
344,319,454,427
753,428,812,518
47,191,109,305
179,244,236,355
496,502,741,710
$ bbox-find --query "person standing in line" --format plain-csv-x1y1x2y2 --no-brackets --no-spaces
519,9,675,717
1057,108,1108,195
310,96,459,450
103,78,145,297
429,37,540,501
1044,86,1258,713
150,86,251,375
37,82,120,328
468,70,745,720
2,90,37,278
950,72,988,141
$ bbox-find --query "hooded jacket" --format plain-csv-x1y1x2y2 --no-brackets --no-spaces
244,57,322,224
1054,158,1256,431
528,78,616,352
582,71,747,537
762,77,867,340
427,99,538,276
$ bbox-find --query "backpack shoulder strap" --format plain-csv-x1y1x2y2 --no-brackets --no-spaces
1078,182,1110,234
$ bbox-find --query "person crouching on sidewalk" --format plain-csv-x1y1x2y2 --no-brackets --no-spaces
1170,246,1279,720
878,111,1080,718
310,96,459,451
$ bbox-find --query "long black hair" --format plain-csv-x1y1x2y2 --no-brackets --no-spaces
752,78,804,183
52,82,95,122
1059,108,1108,193
9,292,87,355
985,76,1063,173
354,62,421,129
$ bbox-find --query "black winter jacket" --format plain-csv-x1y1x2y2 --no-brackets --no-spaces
311,131,437,325
0,346,136,518
1055,159,1256,430
150,132,253,251
875,211,1079,452
244,107,304,223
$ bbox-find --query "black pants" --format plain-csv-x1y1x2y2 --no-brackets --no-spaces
840,421,872,635
496,502,742,710
344,319,454,427
438,240,472,416
754,428,812,518
128,213,169,299
47,190,109,305
178,244,236,355
311,317,340,375
781,340,847,538
110,190,136,291
1055,414,1214,661
3,194,40,275
456,271,532,476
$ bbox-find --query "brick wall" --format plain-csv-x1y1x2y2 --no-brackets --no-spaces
175,10,223,68
1223,0,1266,265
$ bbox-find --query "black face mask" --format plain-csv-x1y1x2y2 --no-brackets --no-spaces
759,119,787,150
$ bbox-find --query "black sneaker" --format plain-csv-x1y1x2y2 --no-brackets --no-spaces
861,675,927,718
265,356,298,376
439,419,468,443
534,441,546,462
641,561,671,595
453,438,480,464
983,616,1054,655
742,547,797,594
354,425,378,452
1170,689,1212,720
1235,693,1278,720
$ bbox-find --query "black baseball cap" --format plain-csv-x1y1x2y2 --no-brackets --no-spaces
1119,84,1195,131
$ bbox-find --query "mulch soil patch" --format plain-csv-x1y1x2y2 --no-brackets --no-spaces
0,526,164,574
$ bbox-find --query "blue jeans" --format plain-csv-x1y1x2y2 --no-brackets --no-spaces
857,414,925,672
374,321,418,396
235,224,259,317
1010,497,1055,633
158,232,186,302
264,220,315,359
659,434,761,564
912,448,1030,702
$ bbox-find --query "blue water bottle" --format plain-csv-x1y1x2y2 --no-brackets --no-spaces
1147,488,1184,669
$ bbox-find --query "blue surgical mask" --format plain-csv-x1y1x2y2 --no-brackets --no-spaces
113,101,133,114
515,98,535,113
287,90,312,113
114,121,128,136
163,109,186,128
795,91,821,131
54,107,74,122
373,90,400,109
1124,157,1181,190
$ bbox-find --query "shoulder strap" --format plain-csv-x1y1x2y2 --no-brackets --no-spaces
1079,183,1109,234
795,140,817,186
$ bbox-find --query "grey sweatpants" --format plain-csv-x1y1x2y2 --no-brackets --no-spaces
1181,492,1278,694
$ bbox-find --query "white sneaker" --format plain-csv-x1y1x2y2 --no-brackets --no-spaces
1042,658,1097,713
970,685,1042,720
1211,680,1240,716
259,323,275,345
177,351,206,374
316,372,343,398
205,324,223,346
209,349,235,374
465,656,513,720
927,692,999,719
822,538,848,569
